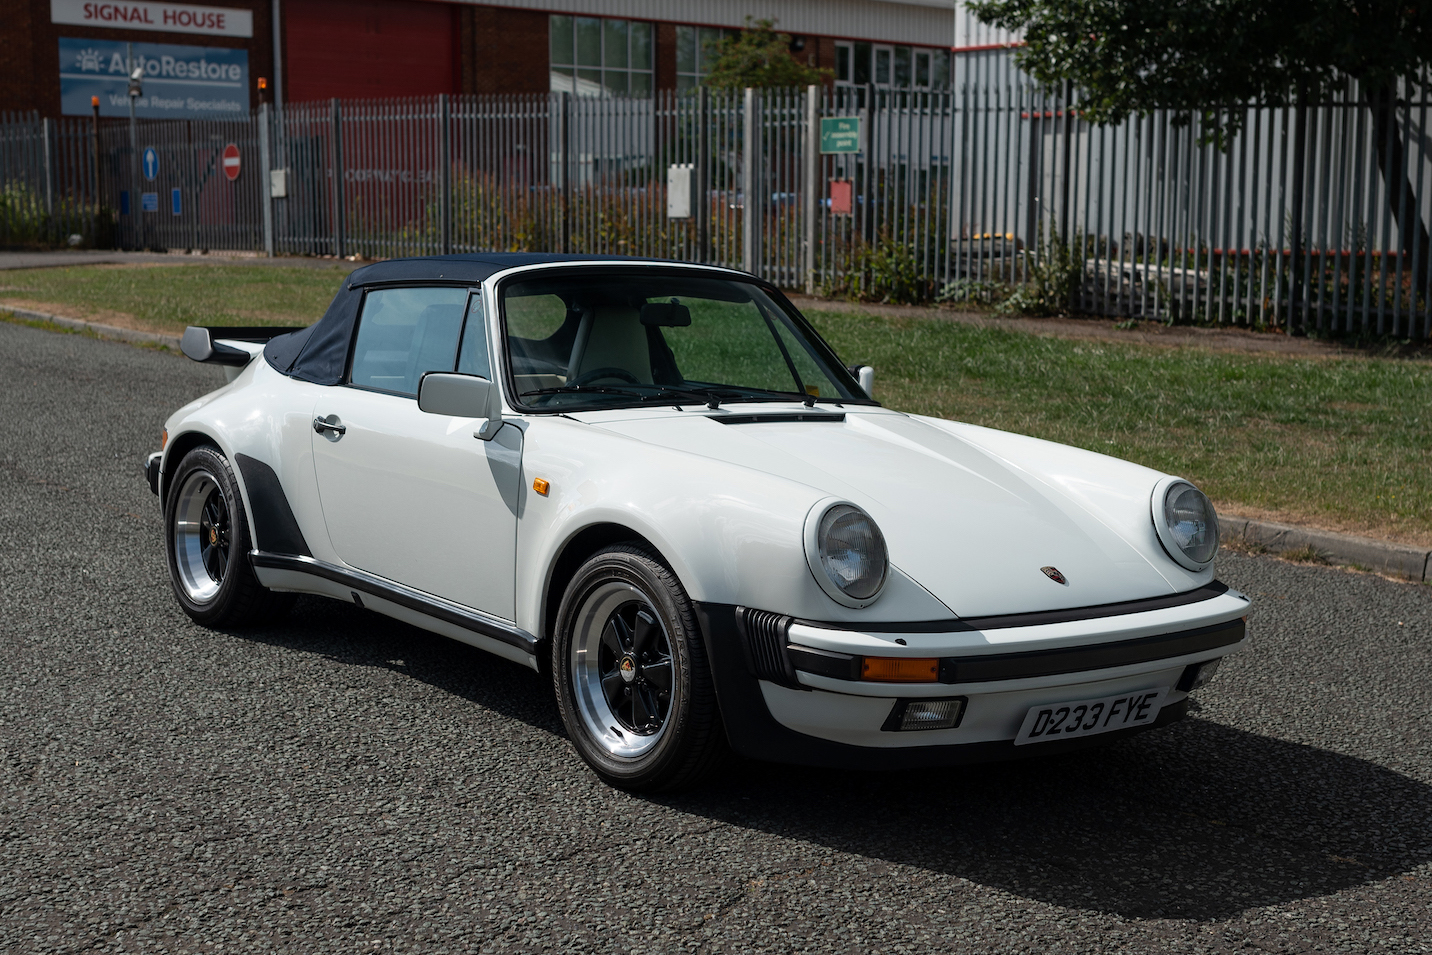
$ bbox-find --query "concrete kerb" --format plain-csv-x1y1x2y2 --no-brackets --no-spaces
1,306,183,351
1225,517,1432,582
5,306,1429,584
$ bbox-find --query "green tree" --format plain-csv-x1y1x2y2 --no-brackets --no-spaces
969,0,1432,306
703,18,831,90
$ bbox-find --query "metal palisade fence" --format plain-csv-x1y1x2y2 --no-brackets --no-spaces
5,78,1432,338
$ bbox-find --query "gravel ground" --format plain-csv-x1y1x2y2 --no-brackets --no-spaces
2,320,1430,954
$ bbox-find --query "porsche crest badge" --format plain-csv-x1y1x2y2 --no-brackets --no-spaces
1041,566,1067,585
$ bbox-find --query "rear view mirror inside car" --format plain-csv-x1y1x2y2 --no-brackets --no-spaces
640,300,692,327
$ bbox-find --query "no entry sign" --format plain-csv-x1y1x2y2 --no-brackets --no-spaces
221,143,241,181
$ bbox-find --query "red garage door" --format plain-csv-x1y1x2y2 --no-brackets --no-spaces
286,0,458,102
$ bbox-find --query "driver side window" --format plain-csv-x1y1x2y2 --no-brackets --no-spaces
349,286,471,397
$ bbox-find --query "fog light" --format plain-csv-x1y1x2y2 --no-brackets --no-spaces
882,697,966,732
1177,659,1221,692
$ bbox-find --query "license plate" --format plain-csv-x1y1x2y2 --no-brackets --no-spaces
1013,687,1168,746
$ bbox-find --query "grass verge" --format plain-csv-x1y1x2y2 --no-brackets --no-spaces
5,263,1430,544
0,263,349,331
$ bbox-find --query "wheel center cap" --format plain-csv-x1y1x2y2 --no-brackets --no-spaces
619,656,637,683
208,526,218,545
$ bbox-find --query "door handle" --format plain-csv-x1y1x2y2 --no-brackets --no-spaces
313,415,347,438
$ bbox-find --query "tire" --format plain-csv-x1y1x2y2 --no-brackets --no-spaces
552,544,728,792
164,446,294,628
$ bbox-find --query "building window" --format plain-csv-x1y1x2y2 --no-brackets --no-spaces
550,15,653,97
675,26,734,90
835,42,949,91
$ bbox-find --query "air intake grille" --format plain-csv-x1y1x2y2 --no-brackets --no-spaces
735,607,798,688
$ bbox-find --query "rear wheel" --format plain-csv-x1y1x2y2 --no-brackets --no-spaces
164,446,293,627
553,544,727,791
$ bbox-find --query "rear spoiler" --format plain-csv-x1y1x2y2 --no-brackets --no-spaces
180,325,303,366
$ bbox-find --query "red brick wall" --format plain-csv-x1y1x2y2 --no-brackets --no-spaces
467,5,549,95
286,0,458,102
3,0,271,117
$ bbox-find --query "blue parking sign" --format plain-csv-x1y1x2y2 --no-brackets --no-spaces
141,192,158,212
143,147,159,181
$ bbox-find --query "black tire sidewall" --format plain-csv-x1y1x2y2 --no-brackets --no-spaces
553,546,706,789
163,446,253,625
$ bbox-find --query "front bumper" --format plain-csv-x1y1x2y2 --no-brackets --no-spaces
694,585,1249,769
143,451,162,496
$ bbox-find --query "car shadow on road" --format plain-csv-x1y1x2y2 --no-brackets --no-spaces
238,597,1432,923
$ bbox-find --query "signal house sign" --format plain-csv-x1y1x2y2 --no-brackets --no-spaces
51,0,254,38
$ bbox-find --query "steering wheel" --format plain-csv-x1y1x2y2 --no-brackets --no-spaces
569,366,641,386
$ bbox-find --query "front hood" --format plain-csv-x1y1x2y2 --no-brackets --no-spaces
585,408,1184,617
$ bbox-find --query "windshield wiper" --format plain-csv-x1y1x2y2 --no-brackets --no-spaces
521,384,651,400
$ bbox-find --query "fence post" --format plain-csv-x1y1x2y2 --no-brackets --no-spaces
259,103,274,256
1289,90,1308,333
863,83,877,246
331,98,345,259
439,93,451,255
696,85,710,264
41,118,54,221
804,84,819,294
742,87,760,276
560,92,571,254
91,98,101,226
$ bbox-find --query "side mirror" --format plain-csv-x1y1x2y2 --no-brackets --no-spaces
418,372,502,439
848,364,874,396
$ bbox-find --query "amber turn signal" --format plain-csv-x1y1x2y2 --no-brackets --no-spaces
532,477,550,496
161,429,168,449
861,656,939,683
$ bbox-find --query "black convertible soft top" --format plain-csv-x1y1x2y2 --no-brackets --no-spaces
263,253,680,385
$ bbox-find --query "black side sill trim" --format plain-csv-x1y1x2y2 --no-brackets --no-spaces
249,552,537,655
712,412,846,425
791,580,1234,633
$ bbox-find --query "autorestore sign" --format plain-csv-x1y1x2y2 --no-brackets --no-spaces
59,38,249,119
51,0,253,38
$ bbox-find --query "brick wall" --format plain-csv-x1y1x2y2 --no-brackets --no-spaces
4,0,271,117
468,5,549,95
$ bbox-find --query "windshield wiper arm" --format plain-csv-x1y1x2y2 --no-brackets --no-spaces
520,384,650,400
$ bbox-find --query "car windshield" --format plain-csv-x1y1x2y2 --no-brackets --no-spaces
501,271,864,410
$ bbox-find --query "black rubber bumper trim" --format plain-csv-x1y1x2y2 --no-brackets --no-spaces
143,452,161,496
694,600,1190,771
936,618,1246,684
790,580,1234,633
250,551,537,655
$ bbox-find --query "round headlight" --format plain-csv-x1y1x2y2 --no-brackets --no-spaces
1152,478,1219,569
806,502,889,607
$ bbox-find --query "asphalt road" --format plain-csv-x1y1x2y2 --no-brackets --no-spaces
3,319,1430,954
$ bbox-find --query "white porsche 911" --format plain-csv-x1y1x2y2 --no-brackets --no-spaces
147,253,1248,791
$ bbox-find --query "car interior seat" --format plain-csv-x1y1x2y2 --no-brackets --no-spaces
566,306,655,384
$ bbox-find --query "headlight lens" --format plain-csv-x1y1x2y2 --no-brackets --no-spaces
1162,481,1219,565
817,504,889,601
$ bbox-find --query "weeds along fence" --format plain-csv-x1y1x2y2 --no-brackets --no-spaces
0,111,100,247
5,79,1432,337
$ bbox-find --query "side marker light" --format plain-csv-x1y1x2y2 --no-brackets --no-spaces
532,477,550,496
861,656,939,683
161,429,168,449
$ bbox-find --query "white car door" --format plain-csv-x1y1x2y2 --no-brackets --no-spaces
310,285,520,620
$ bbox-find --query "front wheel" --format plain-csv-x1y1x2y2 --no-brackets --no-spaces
552,544,727,791
164,446,293,627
